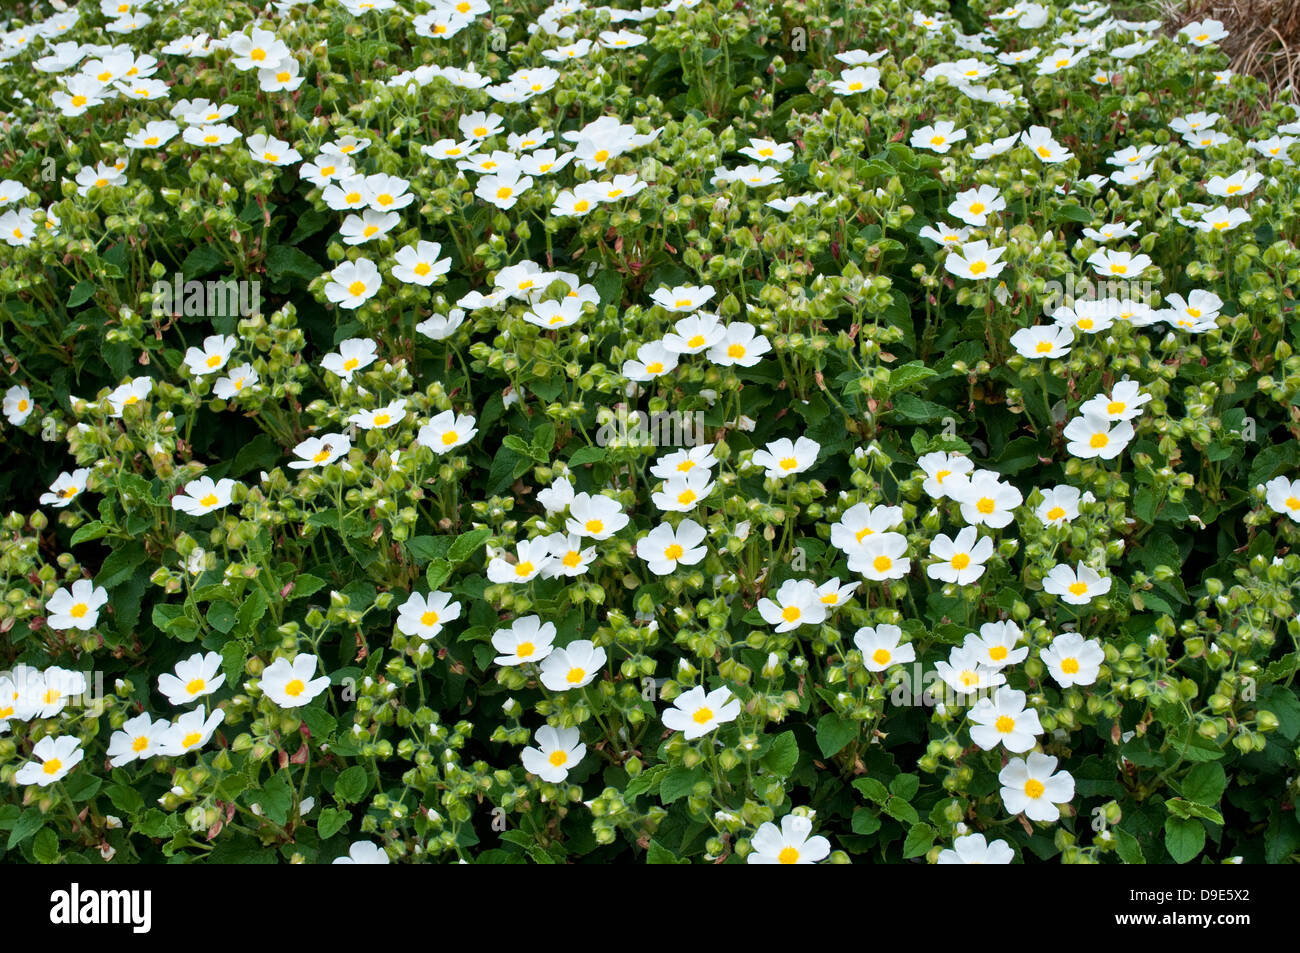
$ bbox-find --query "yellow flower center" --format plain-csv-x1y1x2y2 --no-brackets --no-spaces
930,135,946,146
573,200,590,212
1061,657,1080,674
676,489,697,505
692,707,714,725
995,715,1015,733
645,362,664,374
960,669,978,687
43,758,63,775
872,648,891,665
1089,433,1109,448
562,551,581,567
420,610,439,627
1024,778,1045,799
1046,506,1066,521
441,431,459,446
284,678,305,697
663,544,684,560
70,603,88,619
312,449,331,463
548,750,567,767
1078,318,1094,330
345,192,361,204
1035,341,1054,353
70,95,88,107
779,457,798,470
593,149,609,162
132,736,149,752
186,678,206,695
1110,263,1127,274
200,493,219,508
781,606,801,623
182,731,201,748
989,645,1008,661
873,555,893,572
976,497,995,514
951,553,970,570
251,48,267,62
968,260,987,275
969,202,985,215
1226,184,1241,194
515,561,535,577
727,343,746,358
848,81,863,91
565,667,586,684
347,281,366,297
687,334,706,348
516,641,535,658
1067,582,1088,597
362,225,379,237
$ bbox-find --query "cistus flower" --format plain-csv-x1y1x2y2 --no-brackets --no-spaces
157,651,226,706
746,814,832,864
999,752,1075,822
521,724,586,782
936,833,1015,864
662,685,741,740
1039,632,1105,687
259,655,331,708
15,735,84,787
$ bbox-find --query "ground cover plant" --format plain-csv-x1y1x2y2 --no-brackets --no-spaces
1,0,1299,865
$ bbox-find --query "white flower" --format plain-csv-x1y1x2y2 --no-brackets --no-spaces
324,258,382,310
944,240,1007,280
417,410,478,454
321,338,378,382
45,579,109,631
936,833,1015,864
107,712,167,766
935,645,1007,696
662,685,741,740
486,538,553,584
15,735,84,786
1265,476,1300,522
650,284,715,313
396,591,462,640
637,519,708,576
566,493,628,540
157,651,226,706
260,654,331,708
969,687,1043,752
999,752,1074,822
746,813,831,864
521,724,585,782
333,841,389,864
965,620,1028,670
757,579,827,632
538,640,606,691
391,241,451,285
492,616,556,666
1040,632,1105,687
1063,413,1134,461
953,471,1023,529
289,433,351,469
158,707,225,756
751,436,820,480
1043,561,1112,605
853,624,916,672
927,526,993,585
171,476,238,516
40,469,90,508
3,385,33,425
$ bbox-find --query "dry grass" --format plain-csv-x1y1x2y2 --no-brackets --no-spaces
1160,0,1300,97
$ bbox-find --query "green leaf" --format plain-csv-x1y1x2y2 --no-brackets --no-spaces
448,527,491,567
334,766,369,804
66,280,97,308
265,244,323,284
258,773,292,827
852,777,889,805
220,640,246,686
7,810,43,849
1181,762,1227,807
1164,816,1206,864
659,765,703,804
883,796,919,826
902,823,936,859
425,558,451,592
106,783,144,815
317,807,347,840
207,600,238,634
568,446,606,467
301,704,337,740
32,826,60,864
1114,827,1145,864
70,520,109,545
623,764,668,800
889,773,920,801
646,839,685,864
761,731,799,778
851,808,881,836
815,713,858,758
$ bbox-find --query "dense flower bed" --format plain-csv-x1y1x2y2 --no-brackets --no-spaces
1,0,1299,864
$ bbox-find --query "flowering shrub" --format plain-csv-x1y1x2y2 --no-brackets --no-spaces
1,0,1300,866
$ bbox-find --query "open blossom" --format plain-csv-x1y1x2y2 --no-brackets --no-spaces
521,725,585,782
396,591,461,640
999,752,1074,822
758,579,827,632
492,616,556,666
260,654,331,708
538,640,606,691
15,735,84,787
968,687,1043,753
46,579,109,631
157,651,225,706
662,685,741,740
937,833,1015,864
854,624,916,672
637,519,708,576
1040,632,1105,687
747,814,831,864
751,437,821,480
1043,561,1112,605
171,476,238,516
